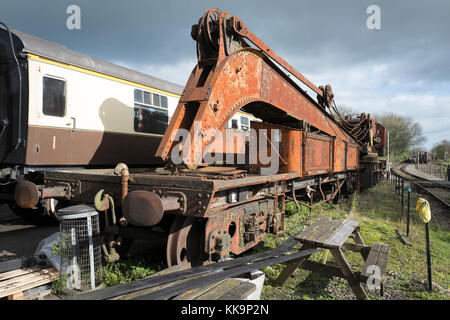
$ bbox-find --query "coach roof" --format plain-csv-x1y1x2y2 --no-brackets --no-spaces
5,29,185,95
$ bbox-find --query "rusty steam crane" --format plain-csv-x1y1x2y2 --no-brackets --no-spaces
17,9,387,267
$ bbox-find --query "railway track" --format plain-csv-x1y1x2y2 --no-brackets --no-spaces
393,163,450,210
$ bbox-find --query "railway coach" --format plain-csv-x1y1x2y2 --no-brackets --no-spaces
0,25,185,216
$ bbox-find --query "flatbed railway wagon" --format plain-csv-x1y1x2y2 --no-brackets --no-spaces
12,9,387,267
0,24,184,216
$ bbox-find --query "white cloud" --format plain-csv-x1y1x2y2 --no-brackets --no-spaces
295,59,450,150
116,53,449,150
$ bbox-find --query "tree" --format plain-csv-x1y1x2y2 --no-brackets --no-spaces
330,104,358,119
374,112,426,162
431,139,450,160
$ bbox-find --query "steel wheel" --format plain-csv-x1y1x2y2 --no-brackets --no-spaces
166,215,204,267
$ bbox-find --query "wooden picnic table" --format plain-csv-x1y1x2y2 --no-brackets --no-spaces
275,217,390,300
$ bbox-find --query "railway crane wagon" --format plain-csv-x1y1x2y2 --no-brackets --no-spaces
18,9,386,267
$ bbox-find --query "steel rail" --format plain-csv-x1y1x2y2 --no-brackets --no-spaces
393,164,450,209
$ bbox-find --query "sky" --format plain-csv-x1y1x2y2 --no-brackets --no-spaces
1,0,449,149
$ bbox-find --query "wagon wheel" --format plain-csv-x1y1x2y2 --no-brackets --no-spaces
166,215,204,267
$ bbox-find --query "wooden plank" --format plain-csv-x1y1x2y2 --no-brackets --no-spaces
380,244,390,255
17,289,52,301
342,242,370,254
132,248,318,300
0,272,59,298
353,230,366,245
377,252,389,277
0,258,24,274
274,245,315,286
330,248,367,300
314,220,347,244
376,245,390,276
361,243,382,278
110,266,209,300
0,268,58,290
220,281,256,300
8,292,23,300
196,278,241,300
174,279,227,300
397,230,412,246
302,220,336,241
299,220,339,246
0,266,41,281
324,220,359,248
300,260,345,279
294,216,330,240
75,233,312,300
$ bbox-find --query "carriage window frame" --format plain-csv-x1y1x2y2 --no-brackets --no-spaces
240,116,249,131
133,88,169,135
42,75,67,118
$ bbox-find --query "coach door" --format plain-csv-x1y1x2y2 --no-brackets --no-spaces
26,74,71,165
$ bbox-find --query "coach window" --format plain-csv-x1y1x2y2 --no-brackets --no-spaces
43,76,66,117
134,89,168,135
153,94,160,107
240,116,249,131
160,95,168,109
143,91,151,105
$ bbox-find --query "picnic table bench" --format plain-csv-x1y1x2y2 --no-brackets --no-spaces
275,217,390,300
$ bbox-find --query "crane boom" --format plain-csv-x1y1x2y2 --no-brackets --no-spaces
156,9,359,171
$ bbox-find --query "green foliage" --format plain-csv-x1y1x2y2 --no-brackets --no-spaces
431,139,450,161
51,243,60,257
260,183,449,300
102,241,165,287
103,260,163,286
374,112,426,162
85,183,449,300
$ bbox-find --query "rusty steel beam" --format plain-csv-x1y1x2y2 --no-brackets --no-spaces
156,9,357,170
230,16,323,98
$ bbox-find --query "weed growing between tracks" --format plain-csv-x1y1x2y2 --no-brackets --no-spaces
260,182,449,300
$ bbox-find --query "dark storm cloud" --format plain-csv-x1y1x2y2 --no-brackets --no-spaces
3,0,449,80
2,0,449,148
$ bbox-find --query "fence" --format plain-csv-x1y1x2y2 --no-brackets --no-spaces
416,163,449,181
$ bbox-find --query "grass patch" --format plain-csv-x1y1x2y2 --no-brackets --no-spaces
260,182,449,300
103,240,165,287
99,182,449,300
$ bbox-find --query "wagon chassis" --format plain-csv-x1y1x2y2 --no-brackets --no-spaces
42,165,357,266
